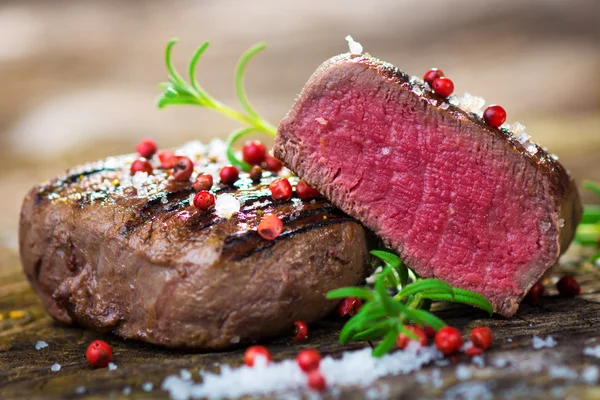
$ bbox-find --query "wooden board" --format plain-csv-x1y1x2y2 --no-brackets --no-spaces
1,245,600,399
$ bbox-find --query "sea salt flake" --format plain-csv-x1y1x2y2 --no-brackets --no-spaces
448,95,460,106
122,386,132,395
412,86,423,96
132,171,149,190
215,194,240,219
410,75,424,85
524,142,538,155
532,335,557,349
493,358,508,368
315,117,328,126
345,35,363,55
188,193,196,207
439,102,450,110
161,196,169,204
35,340,48,350
472,356,485,368
550,154,559,160
581,365,599,383
456,365,473,381
108,362,118,371
180,369,192,381
558,219,565,228
509,122,526,134
507,338,513,343
458,92,485,115
583,345,600,358
142,382,153,392
516,132,531,144
548,365,578,380
51,363,61,372
75,386,86,394
540,220,552,232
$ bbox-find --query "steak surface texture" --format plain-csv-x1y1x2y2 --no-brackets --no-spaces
19,140,369,349
274,53,582,317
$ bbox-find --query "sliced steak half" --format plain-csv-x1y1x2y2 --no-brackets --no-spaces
274,53,582,317
19,141,369,349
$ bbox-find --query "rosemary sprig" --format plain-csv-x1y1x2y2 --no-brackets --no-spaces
157,39,277,171
327,249,493,357
576,181,600,262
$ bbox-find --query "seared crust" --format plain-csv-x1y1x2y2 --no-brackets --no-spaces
19,143,369,349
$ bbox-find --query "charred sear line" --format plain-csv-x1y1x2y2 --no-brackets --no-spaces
120,188,194,237
38,168,115,198
222,213,355,261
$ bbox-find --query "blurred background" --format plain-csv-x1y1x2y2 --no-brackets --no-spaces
0,0,599,250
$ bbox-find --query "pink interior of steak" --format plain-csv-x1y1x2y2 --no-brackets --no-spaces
276,59,561,316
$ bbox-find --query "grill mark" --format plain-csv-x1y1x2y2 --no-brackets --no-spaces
38,167,114,197
222,208,353,261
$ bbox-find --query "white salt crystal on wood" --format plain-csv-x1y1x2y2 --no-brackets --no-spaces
581,365,599,384
472,356,485,368
122,386,132,395
455,365,473,381
583,345,600,358
35,340,48,350
142,382,153,392
509,122,526,134
75,386,86,394
108,362,118,371
558,219,565,228
532,335,557,349
345,35,363,55
548,365,578,380
51,363,61,372
516,133,531,144
524,142,539,155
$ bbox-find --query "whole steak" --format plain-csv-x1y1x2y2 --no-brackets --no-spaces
274,53,582,317
19,141,369,349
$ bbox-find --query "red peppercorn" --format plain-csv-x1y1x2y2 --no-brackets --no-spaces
396,325,428,349
435,326,463,355
193,173,213,191
136,138,157,159
193,190,215,211
130,159,153,176
423,325,437,338
470,327,493,350
264,154,283,173
157,150,178,169
432,77,454,97
219,165,239,185
296,180,320,200
524,281,545,305
244,346,272,367
297,349,321,373
257,214,284,241
293,320,309,341
172,156,194,181
423,68,444,86
269,178,293,201
483,105,507,128
336,297,363,317
465,345,484,357
307,369,326,392
85,340,113,368
556,275,581,297
242,140,267,165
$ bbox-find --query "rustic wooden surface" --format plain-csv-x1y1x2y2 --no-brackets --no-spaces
1,243,600,399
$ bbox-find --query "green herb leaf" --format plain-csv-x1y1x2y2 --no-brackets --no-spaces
395,279,453,300
403,308,446,330
371,249,409,287
584,180,600,199
421,288,493,314
326,287,375,301
372,328,399,358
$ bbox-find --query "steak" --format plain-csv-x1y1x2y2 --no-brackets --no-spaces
19,140,369,349
274,53,582,317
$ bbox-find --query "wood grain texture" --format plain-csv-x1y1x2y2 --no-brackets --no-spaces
1,245,600,399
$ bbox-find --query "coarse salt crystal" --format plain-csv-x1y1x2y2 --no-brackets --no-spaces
161,196,169,204
51,363,61,372
583,345,600,358
540,221,552,232
180,369,192,381
458,92,485,115
410,76,425,85
123,386,132,395
448,95,460,107
507,338,513,343
456,365,473,381
230,336,240,344
142,382,153,392
550,154,559,160
532,335,557,349
581,365,599,384
214,194,240,219
315,117,328,126
558,219,565,228
516,132,531,144
381,147,391,155
35,341,48,350
548,365,578,380
188,192,196,206
524,142,538,155
412,86,423,96
75,386,86,394
439,102,450,110
345,35,363,55
132,171,149,190
493,358,508,368
108,362,118,371
472,356,485,368
509,122,526,134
